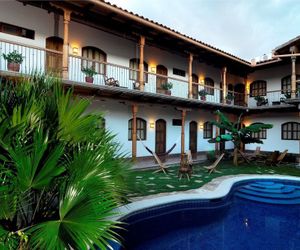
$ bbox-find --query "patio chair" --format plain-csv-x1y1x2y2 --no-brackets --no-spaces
273,150,288,166
203,153,225,174
245,146,261,161
104,75,119,87
178,153,192,180
264,151,280,166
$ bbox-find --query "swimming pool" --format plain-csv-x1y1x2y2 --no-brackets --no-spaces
116,179,300,250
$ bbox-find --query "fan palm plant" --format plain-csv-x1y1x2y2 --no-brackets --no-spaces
0,74,132,249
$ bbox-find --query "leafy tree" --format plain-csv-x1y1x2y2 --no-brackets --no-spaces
208,110,273,166
0,74,131,249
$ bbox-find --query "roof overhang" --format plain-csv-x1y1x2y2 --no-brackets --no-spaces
19,0,252,76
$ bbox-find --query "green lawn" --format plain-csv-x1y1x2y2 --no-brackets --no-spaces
128,161,300,198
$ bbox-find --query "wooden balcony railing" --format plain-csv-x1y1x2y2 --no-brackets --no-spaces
1,38,297,109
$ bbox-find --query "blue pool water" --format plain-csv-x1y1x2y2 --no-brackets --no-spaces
118,180,300,250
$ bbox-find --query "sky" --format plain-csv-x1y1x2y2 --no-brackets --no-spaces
107,0,300,61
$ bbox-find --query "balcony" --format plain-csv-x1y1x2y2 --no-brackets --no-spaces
0,38,298,110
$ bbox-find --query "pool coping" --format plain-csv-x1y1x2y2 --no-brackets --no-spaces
114,174,300,220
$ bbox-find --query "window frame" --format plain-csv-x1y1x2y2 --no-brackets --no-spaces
81,46,107,75
281,122,300,140
128,117,147,141
250,80,267,97
203,121,213,139
251,122,267,140
129,58,148,83
204,77,214,96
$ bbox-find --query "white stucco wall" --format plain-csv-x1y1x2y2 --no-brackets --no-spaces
87,99,235,157
244,112,300,154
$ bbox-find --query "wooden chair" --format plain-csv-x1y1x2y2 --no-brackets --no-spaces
178,153,192,180
246,146,261,161
104,75,119,87
265,151,280,166
204,153,225,174
275,150,288,166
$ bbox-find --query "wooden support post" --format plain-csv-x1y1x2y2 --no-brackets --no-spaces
222,67,227,104
244,76,248,106
176,108,191,163
138,36,145,91
132,104,138,161
188,53,193,99
291,56,296,98
181,109,186,162
62,9,71,79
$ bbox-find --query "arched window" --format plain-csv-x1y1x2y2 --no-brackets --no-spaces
128,118,147,140
129,58,148,83
282,122,300,140
203,121,213,139
251,123,267,139
82,46,106,74
250,80,266,97
281,75,300,95
204,77,214,95
192,73,199,99
156,64,168,93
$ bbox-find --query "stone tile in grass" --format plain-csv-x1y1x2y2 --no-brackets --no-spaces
148,190,156,193
136,176,143,179
159,176,172,180
166,184,175,189
145,183,156,186
194,180,203,183
179,185,188,188
148,177,155,180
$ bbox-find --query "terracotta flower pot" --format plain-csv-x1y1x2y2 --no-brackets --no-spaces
200,96,206,101
85,76,94,83
226,100,232,105
165,90,171,95
7,62,20,72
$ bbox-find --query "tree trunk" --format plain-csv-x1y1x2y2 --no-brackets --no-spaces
233,147,238,166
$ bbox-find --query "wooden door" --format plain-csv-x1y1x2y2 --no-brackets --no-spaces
234,83,245,106
219,128,225,152
156,65,168,94
192,74,199,99
46,36,63,76
189,121,198,158
155,119,166,155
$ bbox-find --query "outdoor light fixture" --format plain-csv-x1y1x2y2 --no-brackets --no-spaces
150,122,155,128
151,67,156,73
72,47,79,55
199,123,204,129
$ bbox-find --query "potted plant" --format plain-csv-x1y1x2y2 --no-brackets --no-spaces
199,89,208,101
2,50,24,72
82,66,97,83
254,95,267,106
161,82,173,95
284,92,291,99
225,92,234,104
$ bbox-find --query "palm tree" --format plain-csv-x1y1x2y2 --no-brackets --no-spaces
209,110,273,166
0,74,131,249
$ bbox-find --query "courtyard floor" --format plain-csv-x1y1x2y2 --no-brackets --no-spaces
128,160,300,198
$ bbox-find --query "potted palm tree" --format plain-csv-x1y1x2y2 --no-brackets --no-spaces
199,89,208,101
161,82,173,95
82,66,97,83
226,92,234,104
2,50,24,72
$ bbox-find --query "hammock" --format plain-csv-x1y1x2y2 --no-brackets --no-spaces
137,134,180,173
138,135,180,157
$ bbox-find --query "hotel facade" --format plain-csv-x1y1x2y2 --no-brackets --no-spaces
0,0,299,161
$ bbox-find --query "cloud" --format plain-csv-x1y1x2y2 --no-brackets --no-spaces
107,0,300,60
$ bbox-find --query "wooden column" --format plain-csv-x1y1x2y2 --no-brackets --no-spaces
291,56,296,98
176,108,191,163
138,36,145,91
222,67,227,104
132,104,138,161
244,76,248,106
188,53,193,99
62,9,71,79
